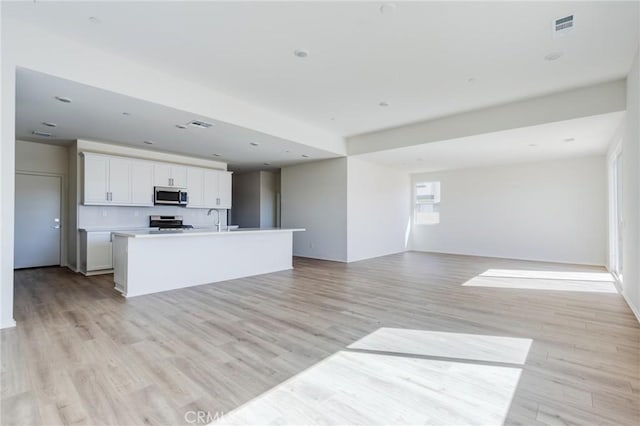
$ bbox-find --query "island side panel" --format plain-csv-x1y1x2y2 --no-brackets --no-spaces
125,231,294,297
112,235,129,295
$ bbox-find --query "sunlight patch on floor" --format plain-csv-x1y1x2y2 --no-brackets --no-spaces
348,328,532,364
462,269,617,293
213,330,529,426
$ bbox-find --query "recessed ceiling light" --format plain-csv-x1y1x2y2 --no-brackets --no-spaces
544,51,563,61
54,96,72,103
379,101,389,107
175,124,187,129
32,130,53,137
528,143,538,147
263,163,271,166
213,153,222,157
122,112,131,116
564,137,575,142
467,77,476,83
294,49,309,58
379,3,397,15
250,142,259,146
143,140,154,145
88,16,101,24
284,150,291,153
301,154,310,158
42,121,57,127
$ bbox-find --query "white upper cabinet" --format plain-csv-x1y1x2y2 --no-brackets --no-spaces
83,153,134,205
203,170,232,209
83,154,110,204
171,166,188,188
82,152,230,208
130,160,154,206
186,167,205,208
108,157,132,204
154,164,187,188
217,171,232,209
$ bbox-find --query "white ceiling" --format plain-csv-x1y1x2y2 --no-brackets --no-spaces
16,68,339,171
356,112,624,173
5,2,639,137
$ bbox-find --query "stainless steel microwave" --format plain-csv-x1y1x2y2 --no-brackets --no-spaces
154,186,188,206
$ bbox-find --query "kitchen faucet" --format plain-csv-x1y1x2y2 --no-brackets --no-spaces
207,208,222,232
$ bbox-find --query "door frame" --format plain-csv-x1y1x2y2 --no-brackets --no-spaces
14,170,67,267
607,141,623,283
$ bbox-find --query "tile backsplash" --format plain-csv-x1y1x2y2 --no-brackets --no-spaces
78,205,229,229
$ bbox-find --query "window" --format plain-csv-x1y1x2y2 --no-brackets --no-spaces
415,181,440,225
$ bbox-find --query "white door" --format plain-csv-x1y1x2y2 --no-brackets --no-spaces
14,174,61,268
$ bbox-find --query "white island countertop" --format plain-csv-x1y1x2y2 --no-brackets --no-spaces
112,227,305,238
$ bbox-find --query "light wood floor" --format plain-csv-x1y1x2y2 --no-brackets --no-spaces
2,252,639,425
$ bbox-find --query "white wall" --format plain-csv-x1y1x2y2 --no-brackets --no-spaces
16,140,68,174
281,158,348,262
347,158,410,262
410,156,608,265
621,47,640,320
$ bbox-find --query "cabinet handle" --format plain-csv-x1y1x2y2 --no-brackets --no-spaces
106,192,109,201
217,198,220,205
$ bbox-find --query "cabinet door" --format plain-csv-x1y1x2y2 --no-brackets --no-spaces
171,166,188,188
83,154,109,204
186,167,205,208
131,160,154,206
203,170,218,208
218,171,233,209
108,157,132,204
86,232,113,271
154,163,172,187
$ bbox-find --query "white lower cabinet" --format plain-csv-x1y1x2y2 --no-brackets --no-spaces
79,231,113,274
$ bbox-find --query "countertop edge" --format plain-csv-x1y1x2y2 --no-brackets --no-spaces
112,228,306,238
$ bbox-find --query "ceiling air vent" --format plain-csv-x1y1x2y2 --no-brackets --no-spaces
32,130,53,137
553,15,574,36
187,120,214,129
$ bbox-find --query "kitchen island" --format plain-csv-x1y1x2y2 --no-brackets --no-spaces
111,228,304,297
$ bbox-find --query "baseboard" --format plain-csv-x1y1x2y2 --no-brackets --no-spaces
347,249,408,263
622,291,640,324
293,254,347,263
409,249,605,268
1,319,16,329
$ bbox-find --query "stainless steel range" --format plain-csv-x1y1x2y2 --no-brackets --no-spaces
149,215,194,231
